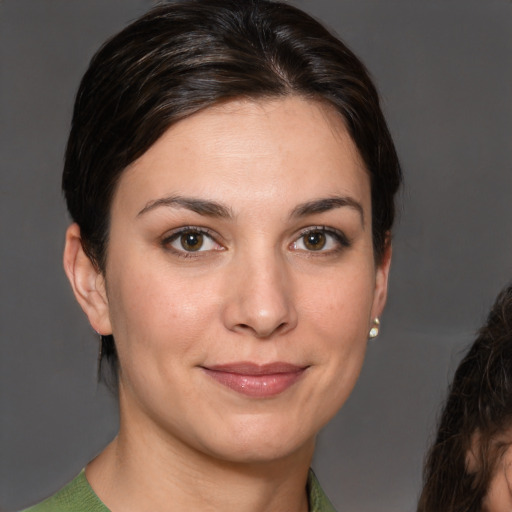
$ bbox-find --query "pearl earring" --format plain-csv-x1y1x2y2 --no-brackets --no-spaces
368,318,380,339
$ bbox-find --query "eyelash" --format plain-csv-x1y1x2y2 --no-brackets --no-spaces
161,225,351,258
161,226,224,258
291,226,351,254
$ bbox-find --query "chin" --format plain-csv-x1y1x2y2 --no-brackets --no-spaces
196,415,317,466
207,439,314,466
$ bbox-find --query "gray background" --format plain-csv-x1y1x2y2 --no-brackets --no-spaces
1,1,511,511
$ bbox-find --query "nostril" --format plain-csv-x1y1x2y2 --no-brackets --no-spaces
275,322,287,333
233,321,289,338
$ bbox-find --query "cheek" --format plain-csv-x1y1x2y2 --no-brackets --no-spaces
105,259,220,364
300,263,375,342
483,453,512,512
484,476,512,512
297,265,375,415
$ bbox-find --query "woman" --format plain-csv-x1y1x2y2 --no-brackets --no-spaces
418,284,512,512
25,0,401,510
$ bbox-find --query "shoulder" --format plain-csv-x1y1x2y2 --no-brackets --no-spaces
23,468,332,512
21,471,109,512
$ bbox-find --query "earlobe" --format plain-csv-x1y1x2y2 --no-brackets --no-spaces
63,223,112,335
371,238,392,319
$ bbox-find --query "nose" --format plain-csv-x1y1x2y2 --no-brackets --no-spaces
221,250,298,339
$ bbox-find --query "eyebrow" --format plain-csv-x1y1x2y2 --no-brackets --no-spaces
290,196,364,225
137,194,364,224
137,195,233,218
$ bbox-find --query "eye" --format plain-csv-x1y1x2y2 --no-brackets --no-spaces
291,227,349,252
163,228,223,254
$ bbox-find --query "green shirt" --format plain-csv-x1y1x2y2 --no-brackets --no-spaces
23,469,336,512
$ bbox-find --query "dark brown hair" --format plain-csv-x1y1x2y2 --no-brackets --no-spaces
418,284,512,512
62,0,402,382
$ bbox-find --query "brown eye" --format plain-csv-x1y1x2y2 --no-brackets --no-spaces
303,231,326,251
180,232,204,251
165,228,223,255
291,227,349,253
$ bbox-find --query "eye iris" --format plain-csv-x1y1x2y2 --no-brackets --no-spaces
304,231,326,251
181,232,203,251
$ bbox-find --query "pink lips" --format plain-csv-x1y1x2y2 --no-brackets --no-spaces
201,362,306,398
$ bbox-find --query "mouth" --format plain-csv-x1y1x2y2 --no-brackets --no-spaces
200,362,308,398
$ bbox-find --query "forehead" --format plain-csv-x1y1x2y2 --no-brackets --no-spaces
114,96,370,217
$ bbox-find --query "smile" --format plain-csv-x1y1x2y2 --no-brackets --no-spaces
201,362,307,398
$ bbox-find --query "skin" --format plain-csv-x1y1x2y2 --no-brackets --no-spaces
64,96,391,512
483,444,512,512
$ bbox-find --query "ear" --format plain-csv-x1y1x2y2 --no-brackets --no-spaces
370,236,392,320
466,430,481,473
63,223,112,335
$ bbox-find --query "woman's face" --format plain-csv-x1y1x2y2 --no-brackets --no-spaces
69,97,390,464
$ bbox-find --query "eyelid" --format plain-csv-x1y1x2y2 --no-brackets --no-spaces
291,225,351,252
297,225,350,244
161,226,225,255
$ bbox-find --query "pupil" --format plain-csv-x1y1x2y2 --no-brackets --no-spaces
181,232,203,251
304,232,326,250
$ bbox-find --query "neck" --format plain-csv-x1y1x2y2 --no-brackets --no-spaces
86,396,314,512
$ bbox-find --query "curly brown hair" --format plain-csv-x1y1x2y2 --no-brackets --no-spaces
418,284,512,512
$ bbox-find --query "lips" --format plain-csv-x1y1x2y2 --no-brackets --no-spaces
201,362,307,398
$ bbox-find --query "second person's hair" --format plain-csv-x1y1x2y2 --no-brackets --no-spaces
418,284,512,512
